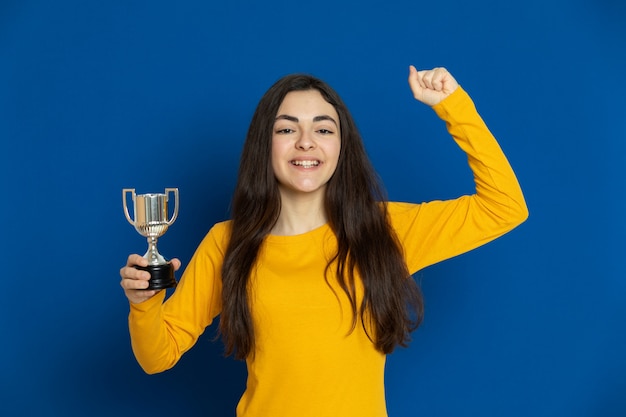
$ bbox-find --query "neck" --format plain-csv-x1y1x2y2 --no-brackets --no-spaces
272,191,327,236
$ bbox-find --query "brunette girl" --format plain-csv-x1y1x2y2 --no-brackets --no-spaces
120,66,528,417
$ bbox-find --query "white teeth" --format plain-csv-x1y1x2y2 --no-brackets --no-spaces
292,160,319,168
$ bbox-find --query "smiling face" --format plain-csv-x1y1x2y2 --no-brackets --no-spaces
271,89,341,200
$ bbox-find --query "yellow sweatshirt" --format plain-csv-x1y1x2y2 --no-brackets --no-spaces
128,87,528,417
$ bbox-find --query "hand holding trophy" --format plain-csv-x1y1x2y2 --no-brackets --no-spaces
123,188,179,290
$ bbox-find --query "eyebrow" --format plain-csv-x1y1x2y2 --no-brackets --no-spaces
275,114,338,127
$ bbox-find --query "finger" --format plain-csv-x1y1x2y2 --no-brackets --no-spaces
408,65,427,98
120,276,151,290
416,70,429,88
429,68,443,91
419,67,448,91
120,264,151,281
416,70,429,89
170,258,182,271
431,67,451,91
408,65,420,89
127,254,148,268
431,74,444,91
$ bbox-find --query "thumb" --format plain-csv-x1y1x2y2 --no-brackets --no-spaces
407,65,422,97
170,258,182,271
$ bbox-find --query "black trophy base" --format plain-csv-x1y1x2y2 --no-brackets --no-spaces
136,263,177,290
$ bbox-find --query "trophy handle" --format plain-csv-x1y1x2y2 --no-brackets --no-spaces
165,188,179,225
123,188,136,225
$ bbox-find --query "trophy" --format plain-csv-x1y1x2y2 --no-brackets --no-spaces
123,188,179,290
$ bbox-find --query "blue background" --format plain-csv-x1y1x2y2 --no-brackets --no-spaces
1,0,625,416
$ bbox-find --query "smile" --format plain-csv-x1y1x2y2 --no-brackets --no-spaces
291,160,320,168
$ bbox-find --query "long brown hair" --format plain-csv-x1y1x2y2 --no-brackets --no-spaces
220,74,423,360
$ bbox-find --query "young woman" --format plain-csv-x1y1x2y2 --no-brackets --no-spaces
120,66,528,417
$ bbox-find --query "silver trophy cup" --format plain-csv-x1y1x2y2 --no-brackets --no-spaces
123,188,179,289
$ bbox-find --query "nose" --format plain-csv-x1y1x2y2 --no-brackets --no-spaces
295,130,315,150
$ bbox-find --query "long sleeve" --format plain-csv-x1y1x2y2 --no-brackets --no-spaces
128,221,229,374
389,86,528,274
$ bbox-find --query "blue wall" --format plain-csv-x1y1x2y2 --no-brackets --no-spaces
1,0,625,415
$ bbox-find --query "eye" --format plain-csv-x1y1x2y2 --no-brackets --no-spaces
275,128,294,134
317,129,334,135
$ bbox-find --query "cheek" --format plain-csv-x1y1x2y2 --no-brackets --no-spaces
270,140,286,173
329,141,341,167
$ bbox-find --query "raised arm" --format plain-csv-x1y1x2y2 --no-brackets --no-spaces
390,66,528,273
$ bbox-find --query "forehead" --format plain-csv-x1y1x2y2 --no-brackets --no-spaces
276,90,338,119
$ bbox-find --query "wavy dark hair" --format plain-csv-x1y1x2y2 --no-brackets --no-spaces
220,74,424,360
